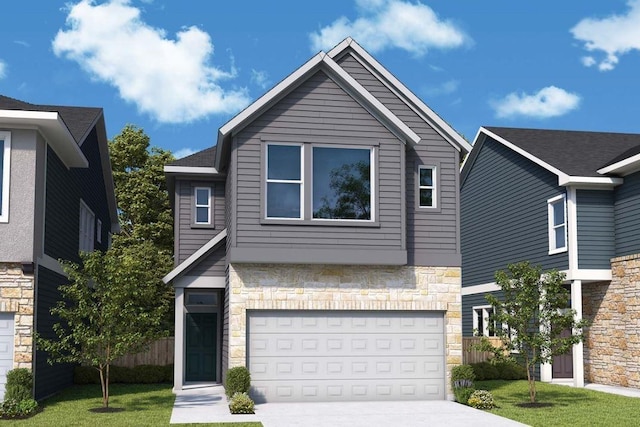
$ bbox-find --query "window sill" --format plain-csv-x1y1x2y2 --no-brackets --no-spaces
191,224,216,229
260,218,381,228
548,247,568,255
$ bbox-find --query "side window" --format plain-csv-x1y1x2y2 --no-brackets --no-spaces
472,305,496,337
548,194,567,254
194,187,212,225
0,131,11,223
79,200,95,253
418,165,436,208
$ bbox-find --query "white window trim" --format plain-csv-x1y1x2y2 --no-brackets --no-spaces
96,219,102,244
472,305,496,337
79,200,95,253
265,143,304,220
194,187,212,225
548,194,568,255
310,144,375,222
418,165,437,209
0,131,11,223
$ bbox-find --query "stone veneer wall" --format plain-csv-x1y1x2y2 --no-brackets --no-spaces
228,263,462,398
582,254,640,388
0,263,34,369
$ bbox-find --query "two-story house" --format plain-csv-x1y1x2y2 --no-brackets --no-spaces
0,95,118,399
163,38,471,402
461,126,640,390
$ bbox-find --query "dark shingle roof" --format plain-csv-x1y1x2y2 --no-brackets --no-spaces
169,146,217,167
0,95,102,144
484,126,640,177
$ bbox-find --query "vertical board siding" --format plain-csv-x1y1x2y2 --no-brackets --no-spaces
337,53,460,259
35,266,75,399
615,171,640,257
461,137,568,287
233,70,404,250
576,190,615,269
176,180,226,263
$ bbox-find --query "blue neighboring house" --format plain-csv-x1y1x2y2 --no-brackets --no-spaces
0,95,118,399
461,126,640,390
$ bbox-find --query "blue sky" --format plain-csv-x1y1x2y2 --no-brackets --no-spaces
2,0,640,157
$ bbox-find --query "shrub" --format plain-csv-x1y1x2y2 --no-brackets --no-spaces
467,390,496,409
132,365,167,383
228,392,255,414
451,364,475,389
0,398,38,419
454,387,475,405
4,369,32,402
73,365,173,384
470,362,499,381
225,366,251,398
470,361,526,380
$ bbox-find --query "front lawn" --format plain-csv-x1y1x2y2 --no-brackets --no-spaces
0,384,261,427
476,380,639,427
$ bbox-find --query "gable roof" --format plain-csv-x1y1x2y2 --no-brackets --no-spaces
170,146,217,168
462,126,640,188
162,229,227,284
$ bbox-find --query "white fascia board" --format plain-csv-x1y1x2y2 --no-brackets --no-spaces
0,109,88,168
597,152,640,176
321,55,420,145
162,229,227,284
461,282,500,296
164,165,219,175
558,175,623,188
329,38,472,154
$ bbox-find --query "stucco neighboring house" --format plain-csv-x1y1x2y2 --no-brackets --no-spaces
163,38,471,402
461,126,640,389
0,95,118,399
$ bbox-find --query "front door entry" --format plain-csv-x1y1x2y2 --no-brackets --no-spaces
552,328,573,379
185,312,217,382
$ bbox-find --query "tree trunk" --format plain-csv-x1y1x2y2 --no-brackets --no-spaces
527,361,536,403
104,363,110,408
98,365,108,408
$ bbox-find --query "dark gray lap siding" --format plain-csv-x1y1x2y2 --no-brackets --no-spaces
615,171,640,257
576,190,614,269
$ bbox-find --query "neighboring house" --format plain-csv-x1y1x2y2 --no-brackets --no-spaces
163,38,471,402
461,126,640,389
0,96,118,399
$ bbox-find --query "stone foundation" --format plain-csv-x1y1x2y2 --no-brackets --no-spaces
0,263,35,369
228,263,462,398
582,254,640,388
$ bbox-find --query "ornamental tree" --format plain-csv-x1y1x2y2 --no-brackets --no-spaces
486,261,588,403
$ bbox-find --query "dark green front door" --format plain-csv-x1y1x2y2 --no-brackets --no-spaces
185,312,216,382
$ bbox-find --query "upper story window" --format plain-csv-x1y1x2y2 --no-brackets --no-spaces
265,143,374,222
79,200,95,253
548,194,567,254
473,305,496,337
0,131,11,223
418,165,436,208
194,187,212,225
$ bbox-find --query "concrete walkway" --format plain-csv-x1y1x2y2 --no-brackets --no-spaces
169,385,260,424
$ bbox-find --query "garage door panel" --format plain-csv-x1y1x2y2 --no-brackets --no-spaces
0,314,14,402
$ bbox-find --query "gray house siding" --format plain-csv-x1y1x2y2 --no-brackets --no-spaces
461,137,568,287
34,266,75,399
615,171,640,257
176,179,225,263
231,70,404,258
336,53,461,266
576,190,615,269
185,245,225,277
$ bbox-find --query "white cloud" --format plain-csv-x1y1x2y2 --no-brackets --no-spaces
491,86,581,119
571,0,640,71
581,56,596,67
309,0,470,56
250,69,270,89
424,79,459,97
52,0,250,123
0,60,6,79
173,147,197,159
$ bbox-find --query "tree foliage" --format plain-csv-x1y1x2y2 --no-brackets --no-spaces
109,124,174,255
486,261,588,403
37,241,172,408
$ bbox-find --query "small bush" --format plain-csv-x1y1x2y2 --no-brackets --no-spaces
132,365,167,383
73,365,173,384
228,392,255,414
4,369,32,402
467,390,496,409
470,362,499,381
470,361,526,380
454,387,475,405
451,364,475,389
0,398,38,419
225,366,251,398
18,399,38,416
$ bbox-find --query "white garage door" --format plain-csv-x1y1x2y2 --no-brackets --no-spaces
247,310,445,402
0,313,14,401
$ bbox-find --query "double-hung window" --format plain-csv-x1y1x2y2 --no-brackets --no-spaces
473,306,497,337
79,200,95,253
548,194,567,254
266,144,303,219
0,131,11,223
194,187,212,225
418,165,436,208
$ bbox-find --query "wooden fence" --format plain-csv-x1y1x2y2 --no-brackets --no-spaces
462,337,504,364
112,337,175,368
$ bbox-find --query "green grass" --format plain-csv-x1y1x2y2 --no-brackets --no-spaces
476,380,640,427
0,384,261,427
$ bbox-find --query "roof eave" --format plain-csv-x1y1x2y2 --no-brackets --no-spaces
162,229,227,284
559,176,623,189
597,153,640,177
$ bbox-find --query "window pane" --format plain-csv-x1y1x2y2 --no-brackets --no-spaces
313,147,371,220
420,189,433,207
555,226,566,249
196,207,209,223
420,167,433,187
268,145,301,180
196,188,209,205
267,182,301,218
186,292,217,306
553,200,564,226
